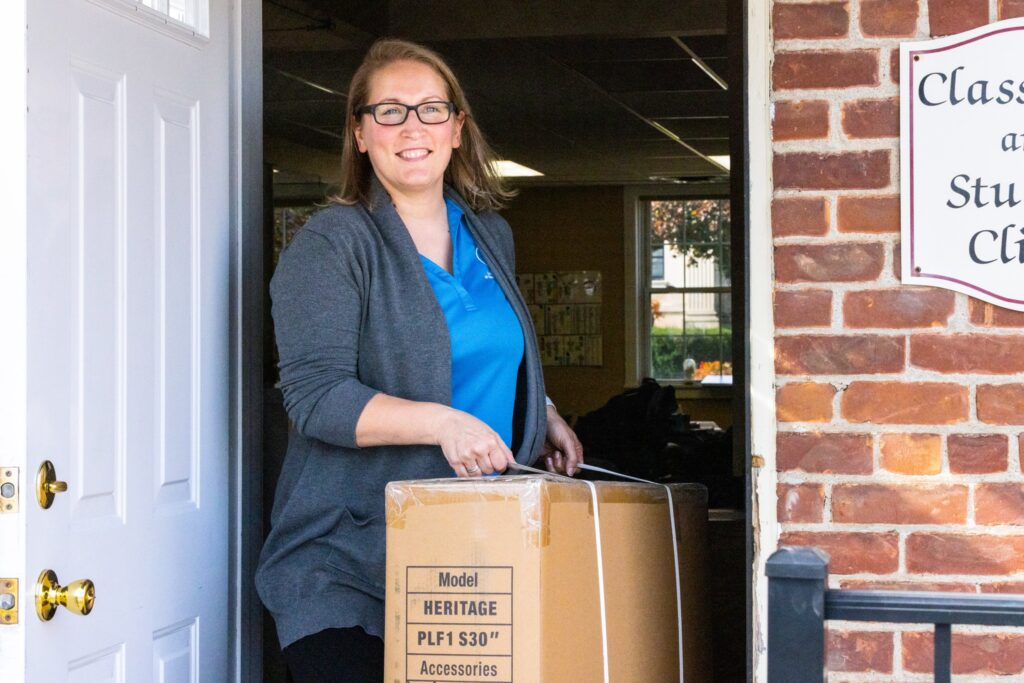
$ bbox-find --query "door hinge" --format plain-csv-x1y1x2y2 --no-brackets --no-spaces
0,578,17,625
0,467,17,513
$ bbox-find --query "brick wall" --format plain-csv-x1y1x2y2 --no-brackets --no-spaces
771,1,1024,679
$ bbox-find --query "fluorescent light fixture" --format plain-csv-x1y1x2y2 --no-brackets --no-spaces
491,160,543,177
709,155,731,171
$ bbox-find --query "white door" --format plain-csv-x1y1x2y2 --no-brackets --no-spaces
16,0,232,679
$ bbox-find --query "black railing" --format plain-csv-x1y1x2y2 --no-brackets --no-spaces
767,547,1024,683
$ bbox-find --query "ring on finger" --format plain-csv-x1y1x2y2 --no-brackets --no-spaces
466,464,480,474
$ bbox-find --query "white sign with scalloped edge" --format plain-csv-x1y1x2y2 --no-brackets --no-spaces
901,18,1024,311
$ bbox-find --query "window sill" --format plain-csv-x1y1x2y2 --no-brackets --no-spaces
661,381,735,400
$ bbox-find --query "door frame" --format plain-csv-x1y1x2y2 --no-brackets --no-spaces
744,0,778,681
230,0,264,682
230,3,777,682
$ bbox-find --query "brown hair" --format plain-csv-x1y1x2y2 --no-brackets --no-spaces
332,38,515,212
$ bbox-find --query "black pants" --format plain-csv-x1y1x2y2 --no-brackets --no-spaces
283,626,384,683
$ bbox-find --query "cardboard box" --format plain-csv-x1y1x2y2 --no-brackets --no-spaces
384,474,710,682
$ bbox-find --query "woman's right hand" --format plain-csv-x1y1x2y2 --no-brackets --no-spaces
434,407,514,477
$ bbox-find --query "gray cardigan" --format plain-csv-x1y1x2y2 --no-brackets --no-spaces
255,177,547,648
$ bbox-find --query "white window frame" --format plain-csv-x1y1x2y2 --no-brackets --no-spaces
623,183,732,396
87,0,211,45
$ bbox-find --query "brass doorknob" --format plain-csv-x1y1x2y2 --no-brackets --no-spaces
35,569,95,621
36,460,67,509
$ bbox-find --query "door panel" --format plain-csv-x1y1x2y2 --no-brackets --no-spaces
26,0,231,679
155,91,198,512
68,644,125,681
152,618,198,682
72,61,127,524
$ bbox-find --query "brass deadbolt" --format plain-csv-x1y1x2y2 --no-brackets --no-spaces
36,461,68,509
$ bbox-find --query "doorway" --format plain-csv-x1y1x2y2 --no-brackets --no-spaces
254,1,752,680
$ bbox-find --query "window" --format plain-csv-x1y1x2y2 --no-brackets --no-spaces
141,0,201,28
627,191,732,386
650,244,665,281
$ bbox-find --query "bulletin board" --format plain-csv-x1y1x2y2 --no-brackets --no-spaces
515,271,603,367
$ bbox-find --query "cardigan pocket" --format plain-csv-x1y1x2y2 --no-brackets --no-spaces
324,506,386,600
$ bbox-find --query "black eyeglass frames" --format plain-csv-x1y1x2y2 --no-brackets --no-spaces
357,101,457,126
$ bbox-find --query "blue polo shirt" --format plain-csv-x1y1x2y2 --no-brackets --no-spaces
419,199,525,449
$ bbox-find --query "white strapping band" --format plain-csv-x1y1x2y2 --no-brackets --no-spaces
506,461,685,683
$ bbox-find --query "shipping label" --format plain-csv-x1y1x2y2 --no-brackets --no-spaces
406,566,513,683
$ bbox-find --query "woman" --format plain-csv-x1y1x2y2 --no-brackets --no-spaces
256,38,583,682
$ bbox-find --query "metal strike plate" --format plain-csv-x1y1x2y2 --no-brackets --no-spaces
0,467,18,513
0,578,17,625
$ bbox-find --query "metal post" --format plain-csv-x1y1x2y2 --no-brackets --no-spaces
934,623,952,683
766,547,830,683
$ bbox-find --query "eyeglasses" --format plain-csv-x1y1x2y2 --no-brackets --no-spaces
357,100,457,126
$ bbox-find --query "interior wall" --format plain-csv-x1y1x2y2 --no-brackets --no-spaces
502,186,626,416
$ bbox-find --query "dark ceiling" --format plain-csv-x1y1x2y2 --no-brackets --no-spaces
263,0,733,187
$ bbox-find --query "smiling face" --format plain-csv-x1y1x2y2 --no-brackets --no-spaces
353,59,465,203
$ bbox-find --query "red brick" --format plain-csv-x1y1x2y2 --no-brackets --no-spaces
982,582,1024,593
777,432,873,474
772,196,830,237
773,100,830,140
774,151,890,190
774,289,833,328
907,533,1024,574
1002,0,1024,19
978,384,1024,425
844,289,954,328
778,483,825,523
776,335,904,374
969,299,1024,327
927,0,989,37
880,433,941,475
837,195,900,233
826,629,893,673
774,50,879,90
890,48,900,84
775,242,885,282
892,242,902,279
860,0,919,36
903,631,1024,675
832,484,967,524
976,484,1024,525
774,3,849,39
954,634,1024,674
777,382,836,422
911,334,1024,374
780,531,899,574
949,434,1008,474
842,382,969,424
840,579,973,592
841,98,899,138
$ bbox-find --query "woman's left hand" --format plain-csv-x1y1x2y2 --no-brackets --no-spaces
541,405,584,476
